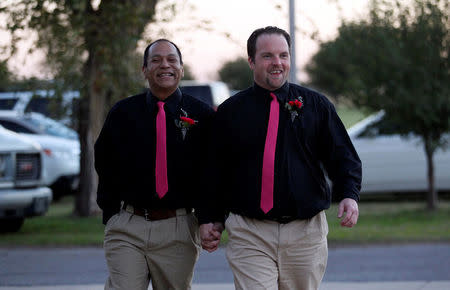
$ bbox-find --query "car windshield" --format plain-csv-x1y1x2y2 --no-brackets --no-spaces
23,114,78,140
0,98,19,110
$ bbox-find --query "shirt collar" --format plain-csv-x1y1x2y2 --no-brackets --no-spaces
146,88,182,116
253,81,290,103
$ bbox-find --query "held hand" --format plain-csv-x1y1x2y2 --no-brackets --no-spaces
199,223,223,253
337,198,359,228
213,222,224,234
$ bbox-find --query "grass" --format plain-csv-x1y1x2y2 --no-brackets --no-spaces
0,196,104,247
1,197,449,247
326,200,450,244
336,105,368,128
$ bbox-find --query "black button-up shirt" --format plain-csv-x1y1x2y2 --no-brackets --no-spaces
95,88,215,224
197,82,361,224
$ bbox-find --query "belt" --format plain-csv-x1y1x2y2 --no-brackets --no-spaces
269,216,298,224
122,203,192,221
231,211,298,224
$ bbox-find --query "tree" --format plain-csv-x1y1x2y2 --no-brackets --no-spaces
1,0,159,216
218,57,253,90
306,0,449,210
182,64,195,80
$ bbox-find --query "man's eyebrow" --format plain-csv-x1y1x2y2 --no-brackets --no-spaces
151,53,178,58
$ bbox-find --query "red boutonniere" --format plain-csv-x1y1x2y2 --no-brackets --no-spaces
175,108,198,140
285,96,304,122
180,116,196,127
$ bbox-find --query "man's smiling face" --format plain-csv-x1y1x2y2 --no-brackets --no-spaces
249,33,290,91
143,40,184,98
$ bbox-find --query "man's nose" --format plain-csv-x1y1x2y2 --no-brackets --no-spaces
272,56,282,65
160,58,170,67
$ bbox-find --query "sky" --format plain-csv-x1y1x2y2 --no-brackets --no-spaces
144,0,371,82
2,0,371,83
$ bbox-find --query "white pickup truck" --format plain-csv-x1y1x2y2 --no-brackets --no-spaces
0,125,52,232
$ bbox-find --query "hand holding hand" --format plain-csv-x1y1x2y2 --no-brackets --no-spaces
338,198,359,228
199,222,223,253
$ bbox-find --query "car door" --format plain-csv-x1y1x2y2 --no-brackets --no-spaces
353,117,428,193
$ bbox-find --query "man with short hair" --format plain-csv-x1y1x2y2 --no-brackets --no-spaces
95,39,214,290
198,26,361,290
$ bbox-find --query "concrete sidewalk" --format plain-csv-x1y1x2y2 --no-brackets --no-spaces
1,281,450,290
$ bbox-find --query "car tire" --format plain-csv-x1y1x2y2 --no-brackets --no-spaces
0,218,25,233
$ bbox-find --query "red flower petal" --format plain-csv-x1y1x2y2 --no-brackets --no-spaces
180,117,195,125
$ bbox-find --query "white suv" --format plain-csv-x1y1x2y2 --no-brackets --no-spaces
0,125,52,232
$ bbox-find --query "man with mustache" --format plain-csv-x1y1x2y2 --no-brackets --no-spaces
95,39,214,290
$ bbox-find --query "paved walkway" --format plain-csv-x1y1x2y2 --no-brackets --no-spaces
1,281,450,290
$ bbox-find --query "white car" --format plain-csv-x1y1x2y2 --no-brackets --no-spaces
0,90,79,126
0,111,80,200
348,111,450,193
0,125,52,232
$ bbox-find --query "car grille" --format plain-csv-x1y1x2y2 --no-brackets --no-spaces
15,153,41,181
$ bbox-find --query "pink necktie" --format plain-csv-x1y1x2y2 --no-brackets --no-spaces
261,93,279,213
155,101,168,198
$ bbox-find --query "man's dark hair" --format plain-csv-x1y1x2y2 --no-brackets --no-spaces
247,26,291,62
143,39,183,67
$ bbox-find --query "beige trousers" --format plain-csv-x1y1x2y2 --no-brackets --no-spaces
225,211,328,290
103,209,201,290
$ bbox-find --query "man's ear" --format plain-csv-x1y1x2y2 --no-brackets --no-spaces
248,57,255,70
142,66,147,74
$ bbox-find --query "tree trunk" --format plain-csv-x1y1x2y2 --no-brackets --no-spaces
424,141,438,211
87,71,106,215
74,53,105,217
75,89,95,216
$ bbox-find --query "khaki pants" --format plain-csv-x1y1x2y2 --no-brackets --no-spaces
225,211,328,290
103,209,201,290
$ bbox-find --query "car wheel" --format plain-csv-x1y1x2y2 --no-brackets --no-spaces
0,218,25,233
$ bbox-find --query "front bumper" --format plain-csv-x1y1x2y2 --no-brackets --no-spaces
0,186,52,218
